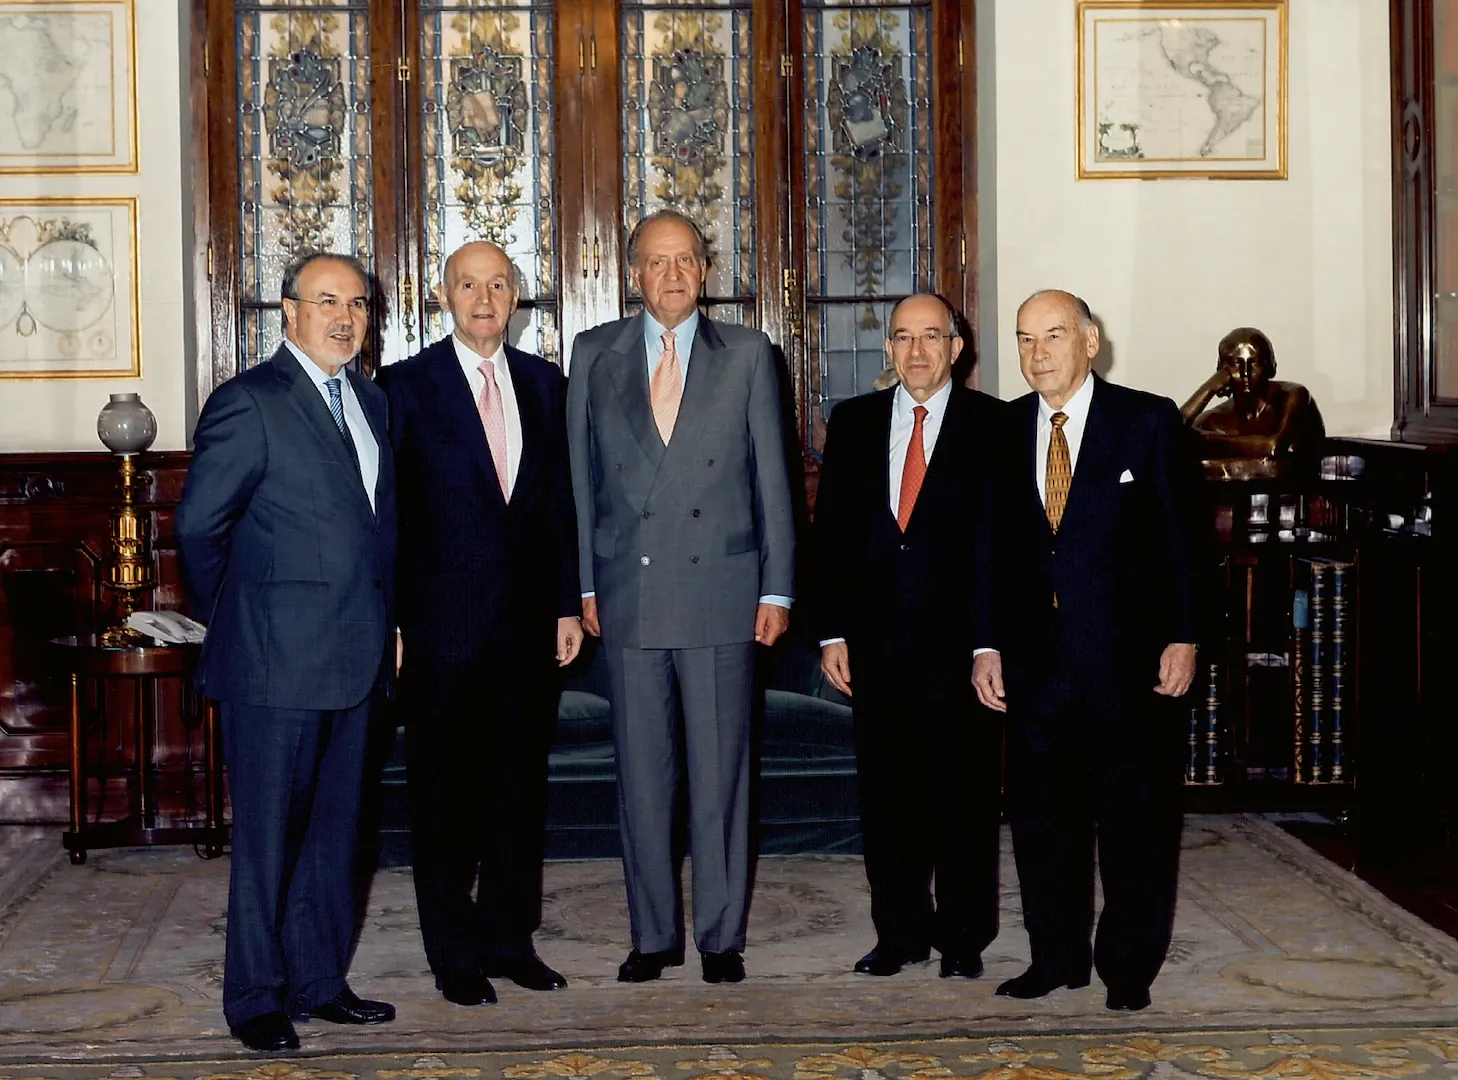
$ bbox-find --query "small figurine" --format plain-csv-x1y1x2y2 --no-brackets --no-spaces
1180,327,1325,480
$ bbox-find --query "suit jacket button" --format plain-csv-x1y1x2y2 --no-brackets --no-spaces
707,459,715,466
642,510,652,519
900,543,910,552
691,556,699,564
615,463,624,471
640,555,651,566
692,509,701,518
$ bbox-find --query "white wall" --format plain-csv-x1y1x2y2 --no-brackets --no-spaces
983,0,1393,438
0,3,191,453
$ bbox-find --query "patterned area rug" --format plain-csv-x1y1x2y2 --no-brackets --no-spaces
3,816,1458,1063
7,1032,1458,1080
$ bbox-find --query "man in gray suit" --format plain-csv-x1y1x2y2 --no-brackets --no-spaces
568,209,795,985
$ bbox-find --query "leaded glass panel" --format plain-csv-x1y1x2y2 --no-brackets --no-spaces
803,2,935,448
420,3,556,358
621,1,755,304
236,3,373,369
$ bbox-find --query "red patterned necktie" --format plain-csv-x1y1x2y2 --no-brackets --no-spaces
478,358,509,500
897,405,928,532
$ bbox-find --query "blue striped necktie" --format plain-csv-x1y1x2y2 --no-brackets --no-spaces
326,376,362,479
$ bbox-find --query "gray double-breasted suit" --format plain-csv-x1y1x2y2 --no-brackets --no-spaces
567,312,794,954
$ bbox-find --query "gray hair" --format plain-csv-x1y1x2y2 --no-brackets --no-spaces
280,251,371,330
1022,289,1094,332
626,209,709,267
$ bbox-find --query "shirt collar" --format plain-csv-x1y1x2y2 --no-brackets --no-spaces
452,332,507,374
284,339,347,389
644,309,699,355
894,378,953,423
1038,371,1095,424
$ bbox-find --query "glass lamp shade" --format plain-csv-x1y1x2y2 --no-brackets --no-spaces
97,393,156,455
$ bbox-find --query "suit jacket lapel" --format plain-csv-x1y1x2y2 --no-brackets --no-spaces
661,316,730,464
904,388,965,536
273,347,374,520
1019,394,1052,537
606,314,665,468
426,339,507,511
346,367,390,519
1061,374,1113,534
505,344,544,501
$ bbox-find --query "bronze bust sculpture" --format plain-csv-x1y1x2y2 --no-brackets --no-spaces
1180,327,1325,480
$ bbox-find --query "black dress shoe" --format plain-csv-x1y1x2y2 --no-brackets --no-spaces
436,968,497,1006
1106,986,1152,1011
230,1011,299,1052
853,942,930,977
701,949,745,983
485,951,568,991
617,946,685,983
994,966,1092,999
297,987,395,1024
938,953,985,979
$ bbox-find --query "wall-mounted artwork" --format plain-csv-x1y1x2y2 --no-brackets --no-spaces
0,0,137,174
1076,1,1286,179
0,197,140,378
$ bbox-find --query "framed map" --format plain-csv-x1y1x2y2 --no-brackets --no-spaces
0,197,139,378
0,0,137,173
1077,1,1286,179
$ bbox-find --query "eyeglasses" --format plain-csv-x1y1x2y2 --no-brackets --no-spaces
292,296,370,315
890,330,956,348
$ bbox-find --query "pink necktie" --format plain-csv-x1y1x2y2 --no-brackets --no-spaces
477,358,509,500
650,329,682,443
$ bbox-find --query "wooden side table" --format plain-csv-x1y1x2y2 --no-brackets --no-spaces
50,635,227,863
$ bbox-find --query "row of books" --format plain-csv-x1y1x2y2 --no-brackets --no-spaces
1185,557,1353,787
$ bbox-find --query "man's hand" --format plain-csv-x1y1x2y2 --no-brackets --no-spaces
556,617,585,667
395,631,403,675
581,596,601,637
1155,643,1197,697
972,651,1007,713
755,603,790,647
820,642,852,697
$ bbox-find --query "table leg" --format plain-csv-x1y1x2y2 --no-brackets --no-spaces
136,677,153,829
68,672,86,865
204,699,225,857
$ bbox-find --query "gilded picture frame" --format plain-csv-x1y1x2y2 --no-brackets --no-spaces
1076,0,1287,179
0,0,138,174
0,196,141,379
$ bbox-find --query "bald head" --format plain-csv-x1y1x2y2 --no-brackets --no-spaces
439,241,520,358
885,293,964,402
1014,289,1099,409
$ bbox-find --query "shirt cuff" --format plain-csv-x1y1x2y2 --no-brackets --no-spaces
582,591,595,599
972,647,998,656
819,637,847,648
759,595,792,609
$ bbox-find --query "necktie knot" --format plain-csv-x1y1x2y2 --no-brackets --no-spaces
478,358,496,383
326,377,342,403
912,404,927,426
661,329,676,355
1050,410,1068,430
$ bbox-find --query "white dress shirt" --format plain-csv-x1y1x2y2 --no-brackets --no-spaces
1035,372,1095,507
886,380,952,516
454,334,523,498
284,340,379,512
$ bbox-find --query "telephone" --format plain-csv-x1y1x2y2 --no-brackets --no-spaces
127,610,207,645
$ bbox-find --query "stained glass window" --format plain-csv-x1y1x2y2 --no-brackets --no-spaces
803,1,935,449
621,0,756,326
420,2,558,362
236,3,374,369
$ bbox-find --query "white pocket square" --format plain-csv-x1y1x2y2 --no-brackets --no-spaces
1119,469,1135,483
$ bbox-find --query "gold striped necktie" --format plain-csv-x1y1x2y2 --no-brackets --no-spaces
1045,410,1071,532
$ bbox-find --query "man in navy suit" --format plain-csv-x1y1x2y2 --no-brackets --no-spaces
177,252,398,1052
814,294,1004,980
379,241,581,1007
973,289,1199,1013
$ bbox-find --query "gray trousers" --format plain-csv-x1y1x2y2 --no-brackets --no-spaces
607,643,754,955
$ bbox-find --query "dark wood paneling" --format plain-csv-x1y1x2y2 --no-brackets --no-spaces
0,452,209,826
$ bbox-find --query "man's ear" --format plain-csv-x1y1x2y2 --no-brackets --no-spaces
1085,324,1101,359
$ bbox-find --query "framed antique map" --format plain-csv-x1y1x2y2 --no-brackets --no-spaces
0,197,139,378
0,0,137,174
1077,1,1286,179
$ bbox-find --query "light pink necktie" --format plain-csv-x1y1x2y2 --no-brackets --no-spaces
477,358,509,500
650,329,683,443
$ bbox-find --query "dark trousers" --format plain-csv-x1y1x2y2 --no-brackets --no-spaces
607,642,754,955
853,653,1001,960
221,696,373,1025
404,651,559,977
1005,661,1184,993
